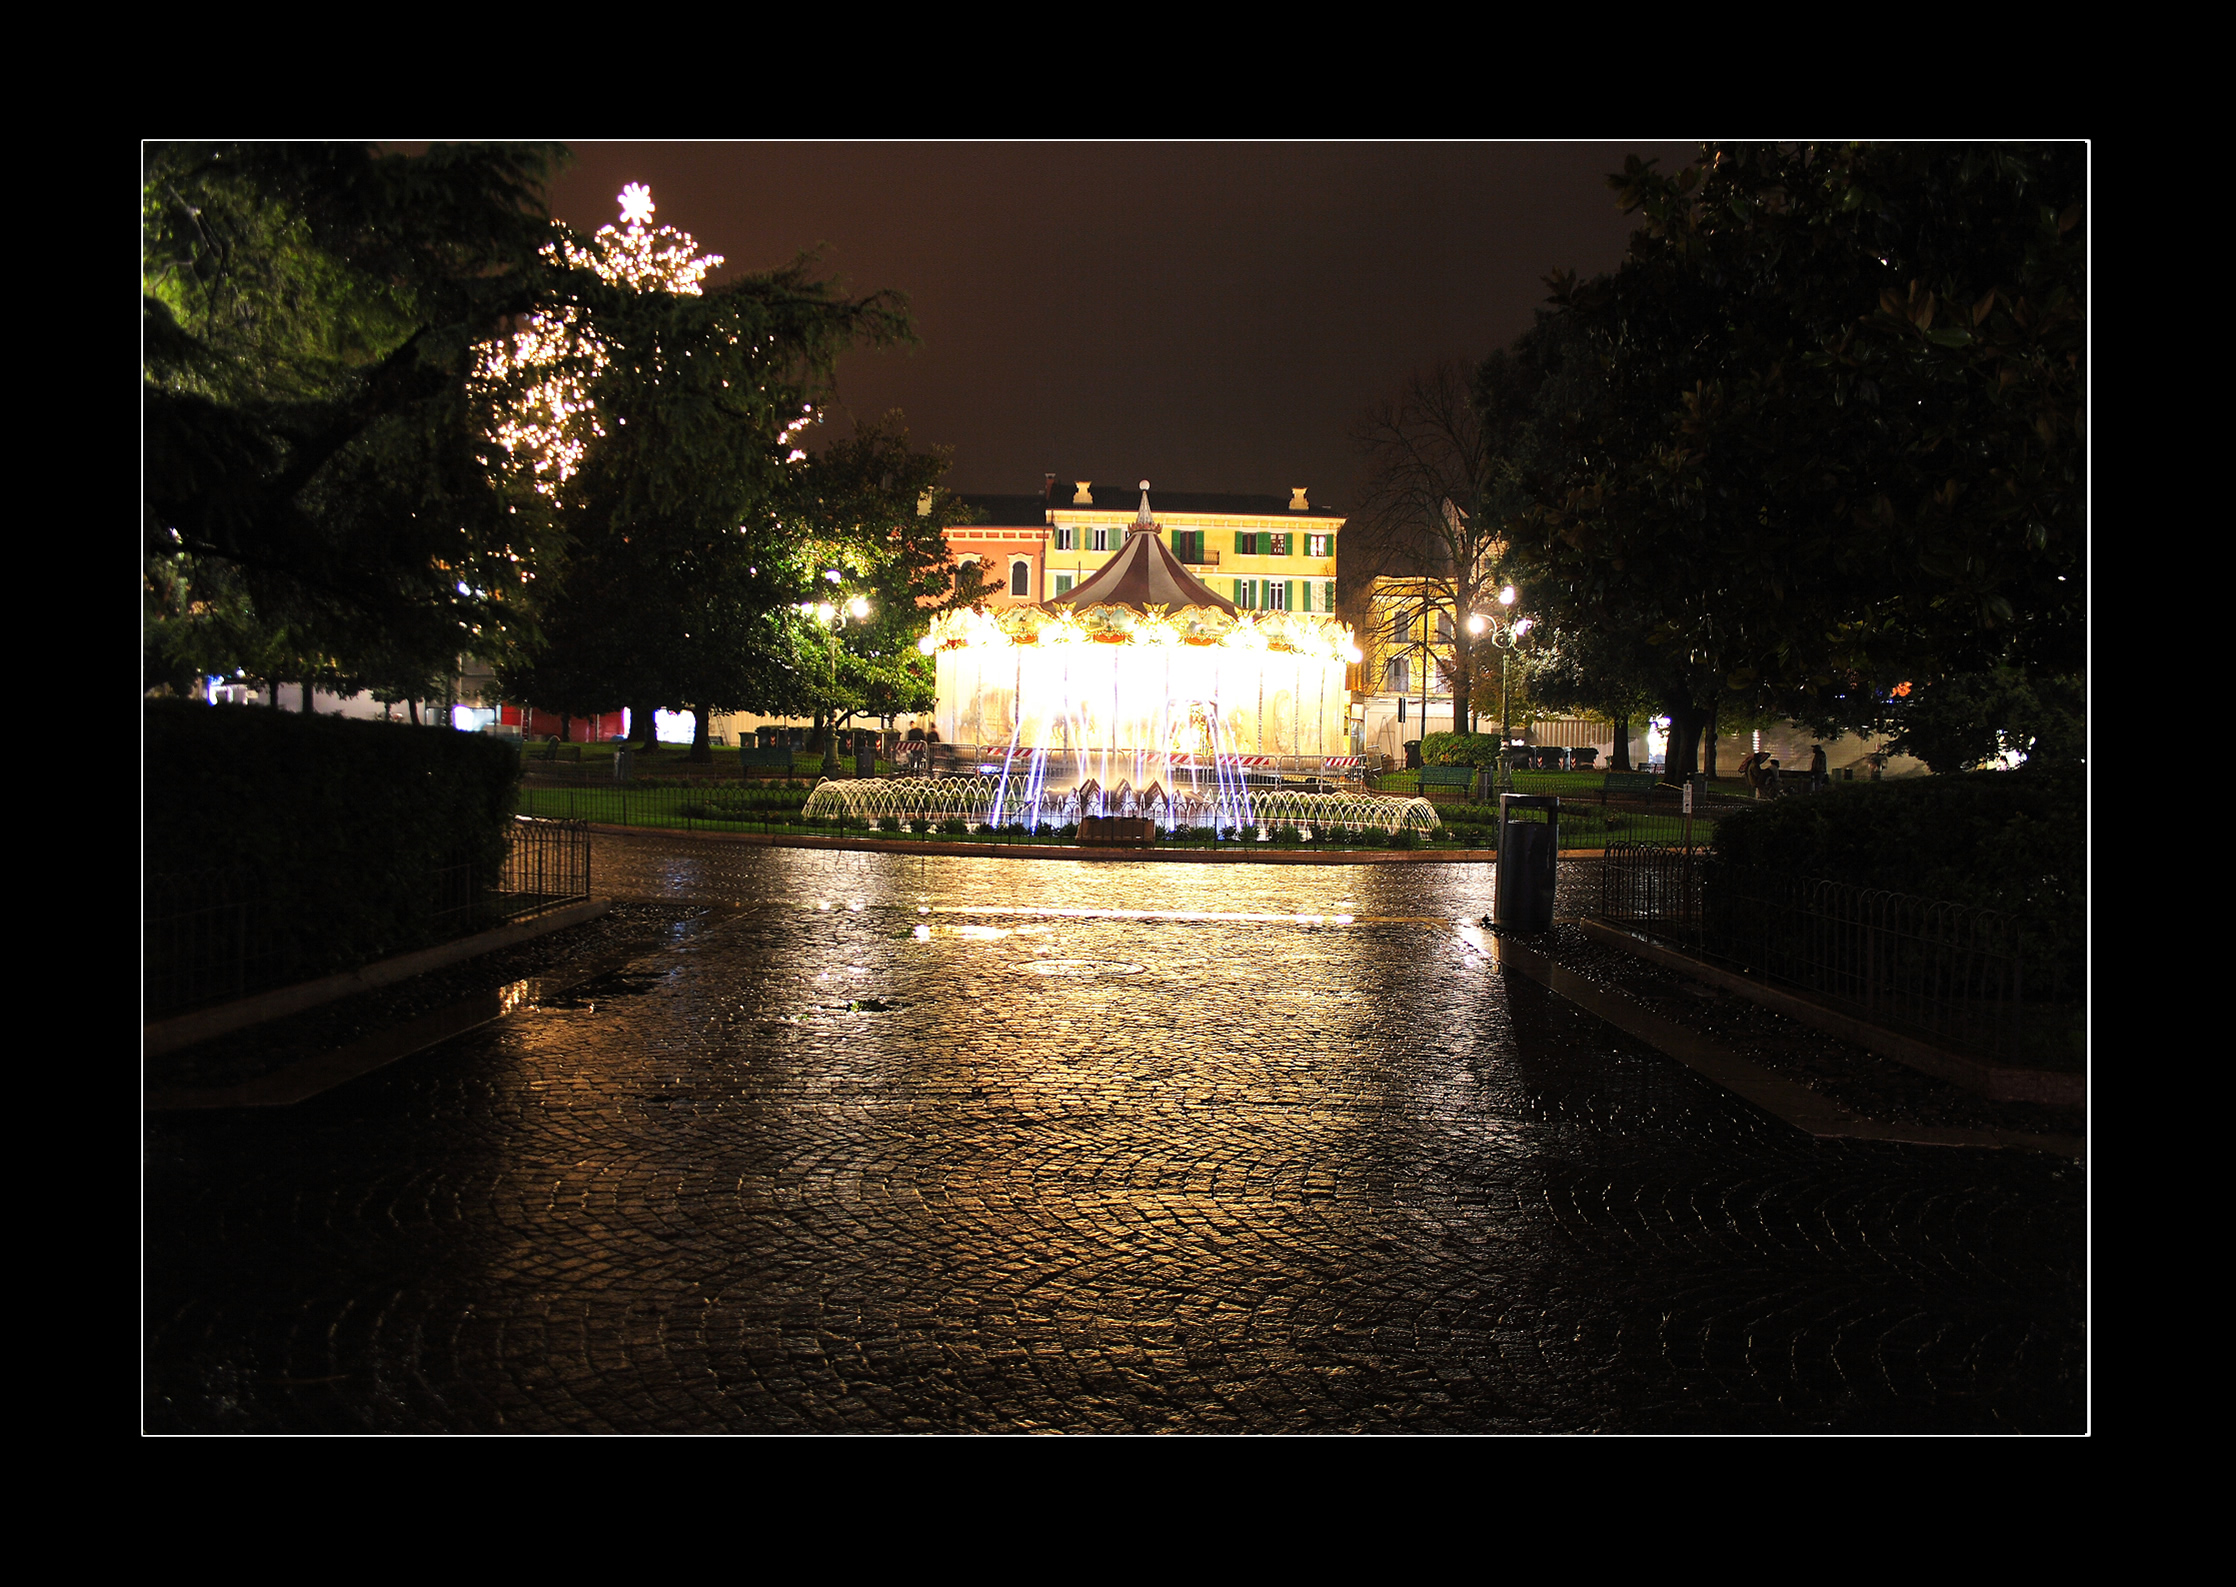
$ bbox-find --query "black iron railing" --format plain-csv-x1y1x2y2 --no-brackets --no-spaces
496,814,592,923
1598,843,2055,1062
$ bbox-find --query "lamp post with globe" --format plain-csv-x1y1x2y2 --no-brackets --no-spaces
801,580,871,779
1466,585,1532,789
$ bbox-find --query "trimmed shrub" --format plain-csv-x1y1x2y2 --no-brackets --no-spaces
1711,765,2083,992
1421,731,1504,767
938,816,968,836
144,702,520,985
1385,826,1422,850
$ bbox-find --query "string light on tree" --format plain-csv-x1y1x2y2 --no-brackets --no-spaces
472,183,725,497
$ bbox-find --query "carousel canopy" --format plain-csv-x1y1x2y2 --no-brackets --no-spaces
1045,484,1239,616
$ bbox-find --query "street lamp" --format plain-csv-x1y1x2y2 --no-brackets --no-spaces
799,589,872,778
1467,585,1531,785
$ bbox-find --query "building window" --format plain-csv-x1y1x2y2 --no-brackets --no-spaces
1234,531,1261,555
1307,534,1330,558
1268,579,1290,611
1387,610,1411,643
1385,657,1409,693
1010,560,1030,598
1269,533,1290,556
1435,611,1454,642
1092,526,1109,552
1053,573,1074,596
1171,529,1203,563
1053,526,1075,551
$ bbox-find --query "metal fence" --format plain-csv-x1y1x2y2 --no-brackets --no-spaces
144,816,592,1019
1597,843,2042,1061
496,814,592,922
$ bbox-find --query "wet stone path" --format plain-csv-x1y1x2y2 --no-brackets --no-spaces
145,837,2085,1433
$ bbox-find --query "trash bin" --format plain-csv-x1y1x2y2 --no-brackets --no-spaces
1495,793,1559,932
613,747,633,783
1403,739,1423,770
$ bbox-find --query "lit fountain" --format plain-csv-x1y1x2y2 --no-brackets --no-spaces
802,485,1439,840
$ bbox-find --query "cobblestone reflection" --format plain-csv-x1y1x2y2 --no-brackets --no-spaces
146,840,2083,1432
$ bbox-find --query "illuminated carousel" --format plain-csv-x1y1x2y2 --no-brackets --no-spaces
803,486,1438,838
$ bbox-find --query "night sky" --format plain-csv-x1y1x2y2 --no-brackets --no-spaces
549,143,1699,508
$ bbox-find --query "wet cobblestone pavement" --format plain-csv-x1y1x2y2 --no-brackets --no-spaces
146,837,2086,1433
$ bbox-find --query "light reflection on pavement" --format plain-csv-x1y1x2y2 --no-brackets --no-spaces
144,834,2084,1433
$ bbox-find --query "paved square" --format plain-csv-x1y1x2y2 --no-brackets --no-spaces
145,842,2084,1432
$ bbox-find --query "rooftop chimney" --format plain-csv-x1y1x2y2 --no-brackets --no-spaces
1073,481,1094,505
1289,487,1309,511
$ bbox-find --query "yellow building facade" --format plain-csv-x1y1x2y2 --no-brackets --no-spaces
1042,481,1340,616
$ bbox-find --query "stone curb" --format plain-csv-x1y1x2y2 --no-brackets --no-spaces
586,823,1613,866
1578,919,2084,1108
143,898,614,1059
1480,929,2083,1159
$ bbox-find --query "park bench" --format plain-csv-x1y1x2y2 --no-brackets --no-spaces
1418,766,1481,802
1601,772,1660,800
737,745,795,775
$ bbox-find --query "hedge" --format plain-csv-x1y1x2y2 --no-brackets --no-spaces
145,702,521,984
1420,731,1505,767
1710,765,2084,993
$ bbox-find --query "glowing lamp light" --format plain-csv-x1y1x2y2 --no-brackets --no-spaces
1514,617,1533,637
1467,613,1488,635
816,602,836,623
1499,585,1517,606
917,635,937,655
848,596,870,619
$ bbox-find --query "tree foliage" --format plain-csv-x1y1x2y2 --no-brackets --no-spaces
1499,142,2085,776
143,142,567,698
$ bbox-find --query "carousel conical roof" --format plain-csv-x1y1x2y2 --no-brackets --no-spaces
1044,483,1239,616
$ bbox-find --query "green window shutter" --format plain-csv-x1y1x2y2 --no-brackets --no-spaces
1233,579,1245,605
1285,579,1295,611
1234,532,1247,555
